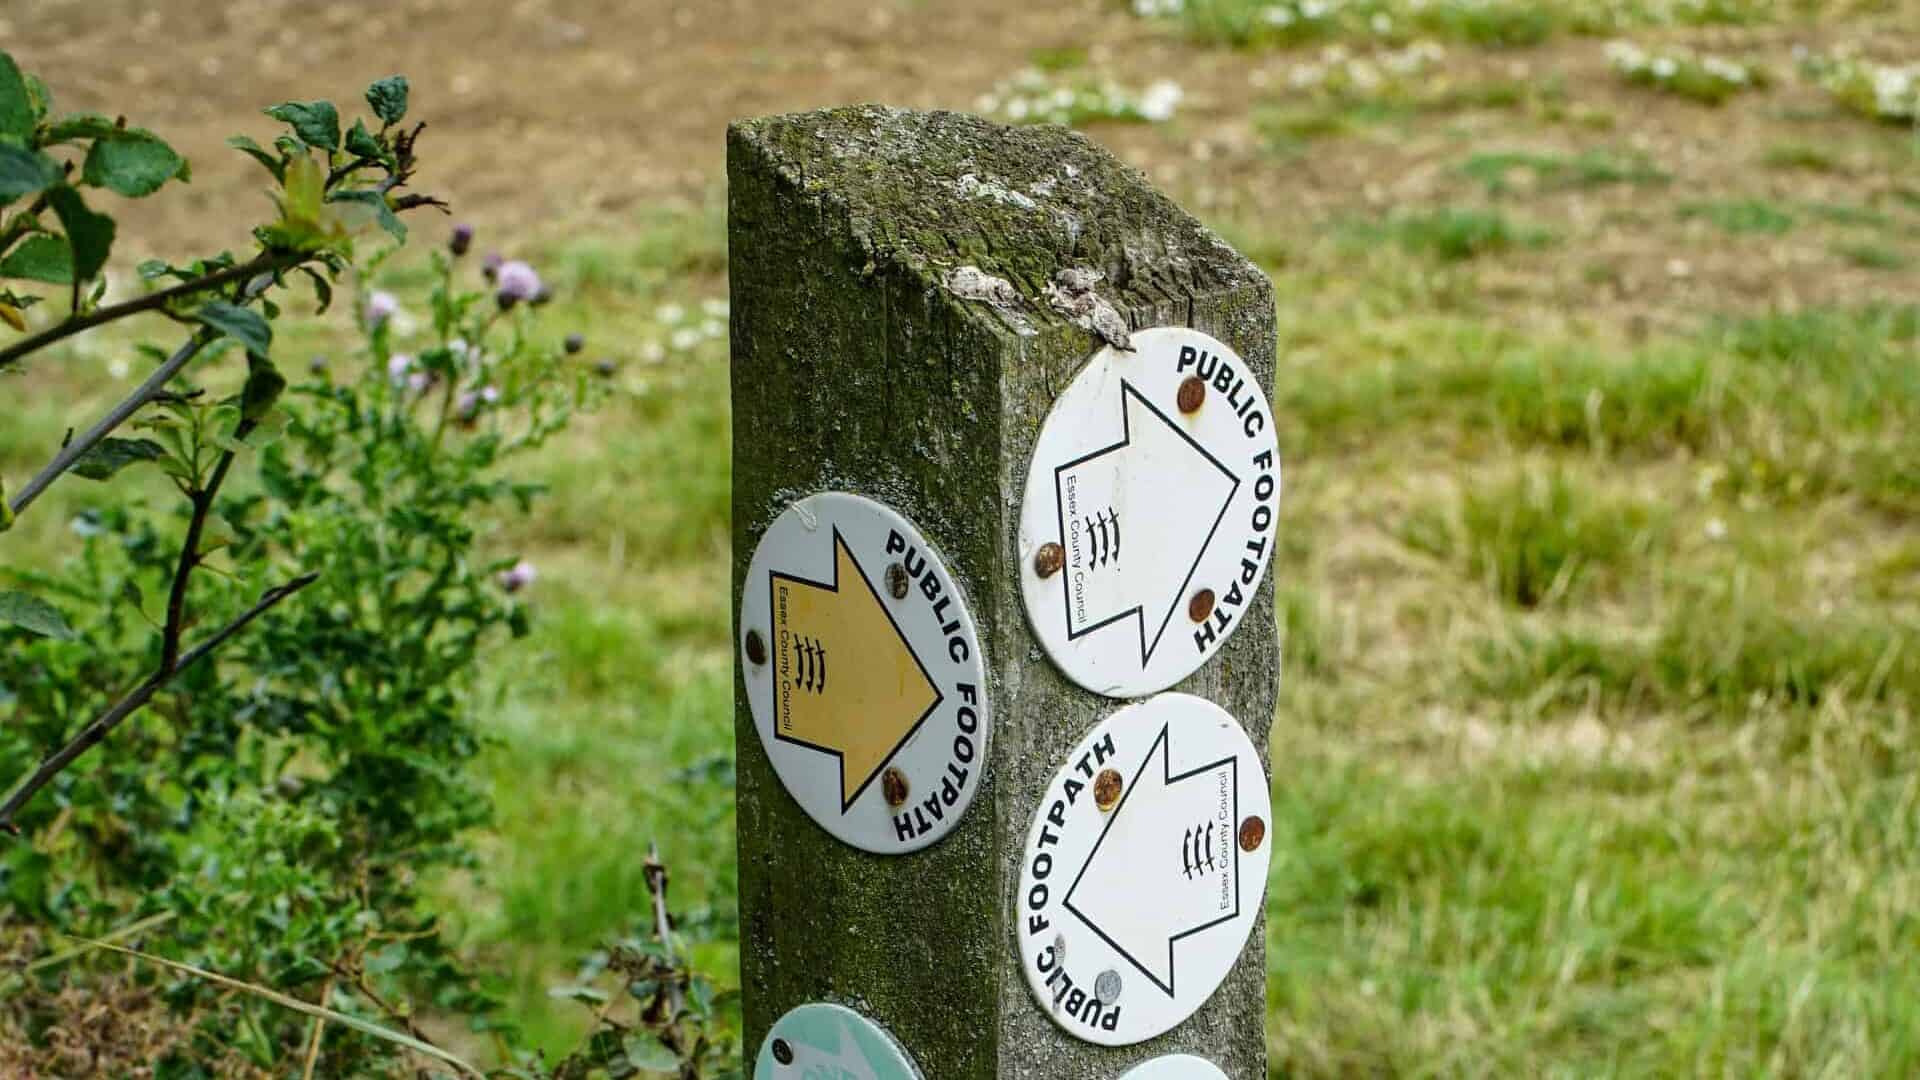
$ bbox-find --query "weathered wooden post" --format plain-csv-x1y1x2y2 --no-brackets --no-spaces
730,106,1279,1079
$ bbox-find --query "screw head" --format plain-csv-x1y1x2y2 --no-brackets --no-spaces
1239,814,1266,852
886,561,910,600
1188,588,1216,622
1094,968,1123,1003
771,1037,794,1065
882,766,910,807
1033,542,1065,578
1177,375,1207,413
1094,768,1123,812
745,629,768,666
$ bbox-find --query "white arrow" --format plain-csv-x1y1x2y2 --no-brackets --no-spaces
1050,381,1239,666
1063,723,1241,997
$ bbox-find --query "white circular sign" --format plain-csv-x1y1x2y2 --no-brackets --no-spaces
1016,692,1273,1045
1120,1055,1230,1080
741,492,990,853
753,1002,923,1080
1019,326,1282,698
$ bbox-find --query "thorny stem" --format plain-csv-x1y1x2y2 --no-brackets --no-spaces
7,333,209,521
644,843,685,1019
161,418,256,672
328,956,442,1051
0,571,320,832
0,250,304,374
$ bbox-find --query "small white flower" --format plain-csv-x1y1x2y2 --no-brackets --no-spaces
1704,517,1728,541
480,384,501,403
1138,79,1183,122
641,342,666,363
387,353,413,385
670,327,702,351
700,297,729,317
656,303,686,324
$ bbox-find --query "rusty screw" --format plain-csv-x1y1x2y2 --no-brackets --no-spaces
1239,814,1266,852
882,766,910,807
1177,375,1207,413
772,1037,794,1065
745,629,768,665
886,561,910,600
1093,767,1123,812
1188,588,1216,623
1033,542,1065,578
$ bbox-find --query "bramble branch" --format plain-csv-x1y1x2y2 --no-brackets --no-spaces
7,333,208,520
0,250,303,374
0,570,320,832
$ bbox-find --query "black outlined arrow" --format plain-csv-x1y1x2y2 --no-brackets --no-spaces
768,528,942,810
1050,381,1239,666
1064,723,1240,997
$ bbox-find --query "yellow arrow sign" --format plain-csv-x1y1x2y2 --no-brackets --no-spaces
769,527,942,810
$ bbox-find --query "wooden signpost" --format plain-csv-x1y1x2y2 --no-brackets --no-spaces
730,106,1279,1079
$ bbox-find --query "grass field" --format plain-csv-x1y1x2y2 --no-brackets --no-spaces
5,0,1920,1073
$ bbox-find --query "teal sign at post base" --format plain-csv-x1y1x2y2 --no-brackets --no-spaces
753,1002,924,1080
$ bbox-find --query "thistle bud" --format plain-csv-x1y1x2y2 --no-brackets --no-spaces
450,223,474,256
482,252,503,282
564,332,585,355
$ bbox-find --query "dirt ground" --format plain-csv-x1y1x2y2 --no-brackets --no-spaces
6,0,1145,250
9,0,1916,332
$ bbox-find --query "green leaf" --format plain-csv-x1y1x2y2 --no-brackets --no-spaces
546,984,609,1005
0,590,76,640
0,234,72,283
83,132,187,197
22,74,50,125
344,119,385,163
299,265,333,313
366,76,409,126
0,478,11,533
327,188,405,243
623,1035,680,1071
263,100,340,151
47,186,113,281
44,112,118,143
241,354,285,420
226,134,285,182
70,436,163,480
197,299,271,358
0,144,61,202
0,52,32,141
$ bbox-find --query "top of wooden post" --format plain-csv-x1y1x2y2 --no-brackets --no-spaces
727,105,1266,342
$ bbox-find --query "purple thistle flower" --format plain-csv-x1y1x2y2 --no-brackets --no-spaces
499,559,537,593
496,261,541,302
406,371,431,394
387,353,414,385
450,223,474,256
365,290,400,328
482,252,503,282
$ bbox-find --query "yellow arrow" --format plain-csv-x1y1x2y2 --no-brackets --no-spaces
769,528,942,810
